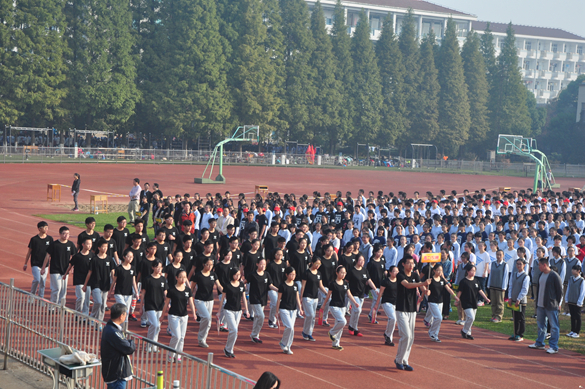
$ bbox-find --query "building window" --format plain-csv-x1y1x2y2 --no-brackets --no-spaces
326,18,332,26
552,43,557,53
456,22,468,37
523,61,530,70
578,46,583,54
499,42,504,49
548,83,554,91
525,41,531,50
370,16,381,32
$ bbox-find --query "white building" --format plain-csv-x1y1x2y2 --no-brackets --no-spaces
305,0,585,104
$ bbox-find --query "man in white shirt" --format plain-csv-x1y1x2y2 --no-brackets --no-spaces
128,178,141,224
217,207,234,236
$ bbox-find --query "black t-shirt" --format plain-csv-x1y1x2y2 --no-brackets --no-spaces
28,234,53,267
208,230,220,253
126,231,150,250
396,271,420,312
96,239,118,261
47,240,77,275
89,255,115,290
243,251,261,278
289,250,309,282
319,255,337,287
381,277,398,305
302,270,322,299
256,215,269,235
215,261,234,289
224,281,245,311
162,225,179,246
229,249,243,269
459,277,480,310
366,259,386,288
69,251,94,285
278,282,298,310
248,271,273,305
348,267,370,297
139,257,157,281
77,231,101,250
167,285,192,317
143,275,168,311
267,260,287,289
112,228,129,258
114,265,136,295
194,253,215,275
328,280,349,308
154,241,171,263
338,253,355,273
191,271,218,301
175,248,196,275
194,241,205,256
165,263,185,286
428,277,447,304
126,246,145,272
263,234,280,260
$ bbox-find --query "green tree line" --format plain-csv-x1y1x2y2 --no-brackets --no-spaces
0,0,550,158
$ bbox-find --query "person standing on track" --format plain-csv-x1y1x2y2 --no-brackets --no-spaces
322,265,358,351
507,259,530,342
276,267,303,354
394,255,431,371
71,173,80,211
128,178,141,225
41,226,77,306
222,268,250,358
24,221,53,299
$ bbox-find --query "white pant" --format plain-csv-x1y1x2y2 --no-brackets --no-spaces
280,309,296,349
268,290,278,323
224,310,242,354
329,306,346,347
31,266,47,298
195,299,214,342
218,296,226,325
349,296,364,330
145,310,162,343
382,303,397,342
396,311,416,365
168,314,188,357
114,295,132,322
250,304,265,338
75,285,90,315
302,297,318,335
50,274,67,305
90,289,108,321
318,287,330,322
463,308,477,335
369,288,380,317
426,302,443,338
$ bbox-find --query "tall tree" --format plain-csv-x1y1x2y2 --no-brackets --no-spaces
489,23,531,138
376,13,406,147
461,30,490,154
350,9,383,149
436,19,470,157
279,0,315,142
408,31,439,147
230,0,282,140
398,10,420,139
330,0,354,149
0,0,21,128
64,0,139,131
308,1,342,152
525,89,546,137
480,23,497,80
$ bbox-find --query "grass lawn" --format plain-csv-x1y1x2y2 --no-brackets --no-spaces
35,212,156,239
447,298,585,355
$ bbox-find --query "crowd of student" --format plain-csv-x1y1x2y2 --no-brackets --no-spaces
23,184,585,370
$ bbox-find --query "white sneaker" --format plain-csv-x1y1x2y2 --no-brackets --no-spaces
566,332,574,337
456,320,464,325
546,348,558,354
571,333,580,338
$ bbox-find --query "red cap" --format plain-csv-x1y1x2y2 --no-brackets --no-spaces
485,200,491,205
290,206,296,211
217,208,223,213
564,199,570,203
503,201,509,206
337,202,343,206
432,200,438,204
243,208,249,213
541,199,547,203
274,206,280,211
495,201,501,204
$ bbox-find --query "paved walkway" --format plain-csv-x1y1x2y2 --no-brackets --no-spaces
0,357,52,389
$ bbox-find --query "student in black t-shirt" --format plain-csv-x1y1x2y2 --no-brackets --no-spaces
347,254,377,337
300,258,328,341
456,263,490,340
110,249,138,331
125,219,150,250
41,226,77,306
162,269,195,362
64,236,94,315
317,244,337,327
422,263,458,343
215,251,235,332
266,248,287,329
112,216,129,259
101,224,120,265
263,222,280,260
77,217,100,251
394,255,431,371
162,214,179,253
141,259,168,351
322,265,358,351
190,257,223,348
165,251,186,287
248,258,278,344
83,239,115,324
153,229,172,265
24,221,53,298
374,266,399,346
276,267,303,354
221,268,250,358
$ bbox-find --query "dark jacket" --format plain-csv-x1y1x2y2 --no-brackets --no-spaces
537,270,563,311
101,320,135,383
72,179,80,193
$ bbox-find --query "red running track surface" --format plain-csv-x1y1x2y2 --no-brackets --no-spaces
0,163,584,388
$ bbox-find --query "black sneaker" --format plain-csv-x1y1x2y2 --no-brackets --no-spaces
467,334,474,340
322,321,331,327
196,315,202,323
247,315,254,321
251,336,263,344
385,338,395,346
224,349,235,358
461,330,468,339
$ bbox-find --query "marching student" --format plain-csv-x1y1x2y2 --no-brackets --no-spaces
63,237,94,315
347,254,377,337
41,226,77,306
366,245,387,323
190,257,223,347
565,264,585,338
215,251,235,332
77,217,100,251
276,267,304,354
141,259,168,351
112,216,130,260
373,266,399,346
507,259,530,341
83,239,115,323
109,250,138,330
423,263,458,342
300,258,328,341
162,269,196,362
165,251,186,287
454,252,471,325
222,268,250,358
24,221,53,299
266,248,287,329
322,265,358,351
248,258,278,344
317,244,338,327
488,250,509,323
457,264,491,340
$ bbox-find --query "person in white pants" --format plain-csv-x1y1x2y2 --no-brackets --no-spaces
423,264,458,342
347,255,377,337
300,258,328,341
323,266,358,351
456,264,490,340
23,221,53,299
110,250,138,331
163,270,196,362
277,267,304,354
222,269,249,358
63,237,94,315
83,240,115,324
190,257,223,348
140,260,168,352
374,266,399,346
41,226,77,307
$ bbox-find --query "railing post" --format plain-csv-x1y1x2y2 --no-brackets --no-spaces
205,352,213,389
59,299,66,343
3,278,15,370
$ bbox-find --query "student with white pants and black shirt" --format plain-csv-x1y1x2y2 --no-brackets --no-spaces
63,237,94,315
323,266,358,351
109,250,138,331
394,255,431,371
300,258,328,341
423,264,458,342
347,254,377,337
163,269,196,362
190,257,223,348
247,258,278,344
82,240,115,324
221,269,249,358
276,267,304,354
374,266,399,346
24,221,53,299
41,226,77,306
140,260,168,351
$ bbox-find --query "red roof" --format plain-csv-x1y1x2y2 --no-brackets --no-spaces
472,21,585,41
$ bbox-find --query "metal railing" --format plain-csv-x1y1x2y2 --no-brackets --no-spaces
0,279,255,389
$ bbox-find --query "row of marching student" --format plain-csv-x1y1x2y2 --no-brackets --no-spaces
23,184,585,369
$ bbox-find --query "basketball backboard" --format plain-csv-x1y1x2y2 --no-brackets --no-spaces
496,134,532,155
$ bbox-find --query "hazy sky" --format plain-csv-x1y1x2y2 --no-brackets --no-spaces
435,0,585,38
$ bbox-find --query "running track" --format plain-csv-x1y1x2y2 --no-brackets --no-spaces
0,163,584,388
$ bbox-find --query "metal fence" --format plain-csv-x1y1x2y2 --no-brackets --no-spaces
0,279,255,389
